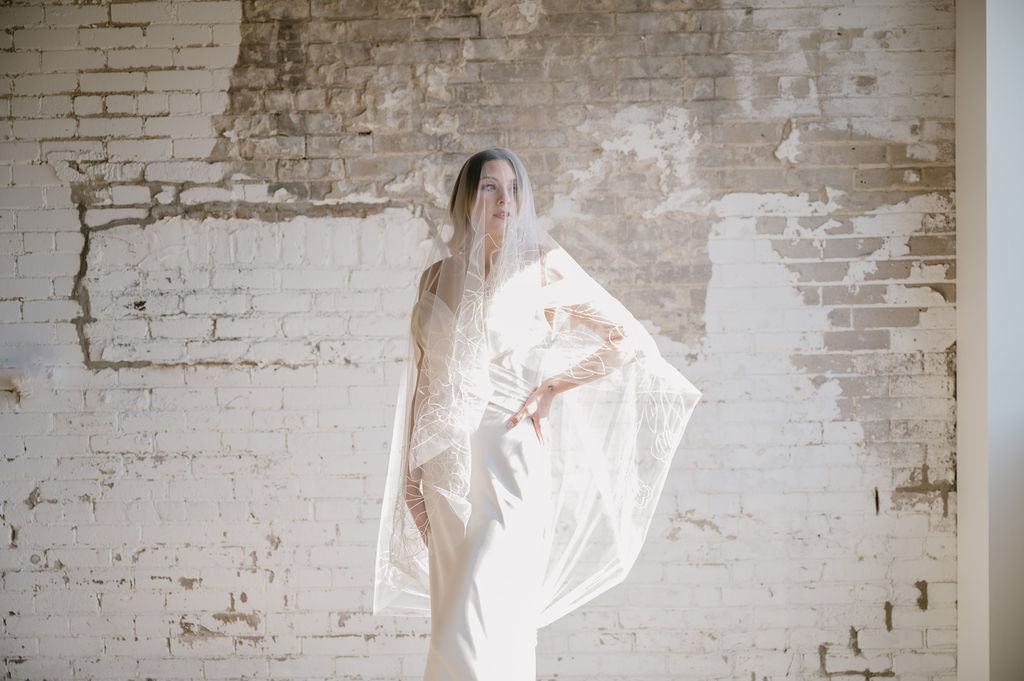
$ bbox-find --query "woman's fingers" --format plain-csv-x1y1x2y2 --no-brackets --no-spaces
532,415,546,446
507,391,538,429
506,403,524,429
507,386,555,443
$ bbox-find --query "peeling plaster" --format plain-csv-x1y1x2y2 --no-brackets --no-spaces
474,0,542,36
568,105,704,222
893,462,954,517
17,2,956,674
212,611,261,630
774,122,802,166
384,158,452,207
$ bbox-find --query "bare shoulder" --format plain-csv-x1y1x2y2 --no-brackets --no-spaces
418,259,445,297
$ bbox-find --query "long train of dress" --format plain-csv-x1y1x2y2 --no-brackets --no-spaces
420,355,552,681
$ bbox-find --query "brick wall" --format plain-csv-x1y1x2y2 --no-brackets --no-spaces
0,1,956,679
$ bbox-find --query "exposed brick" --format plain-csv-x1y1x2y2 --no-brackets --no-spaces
104,94,137,114
853,307,924,328
614,11,691,34
825,330,892,351
13,74,77,96
177,1,242,24
546,12,615,35
107,138,174,161
0,1,957,678
10,96,40,118
79,72,146,93
72,95,104,116
0,142,41,164
11,118,76,139
411,15,478,40
821,284,888,305
0,187,45,209
106,48,175,69
16,252,79,277
310,0,376,19
1,5,44,26
79,26,145,49
146,69,214,92
137,93,169,115
142,115,216,138
788,261,851,283
13,27,76,50
78,117,143,138
44,5,109,26
0,52,42,75
111,2,175,24
144,24,213,48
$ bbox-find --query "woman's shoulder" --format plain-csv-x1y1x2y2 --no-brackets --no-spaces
418,258,447,297
416,256,463,310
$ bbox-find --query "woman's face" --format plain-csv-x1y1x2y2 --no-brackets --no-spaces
473,158,518,240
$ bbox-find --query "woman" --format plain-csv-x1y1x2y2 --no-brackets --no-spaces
374,148,702,679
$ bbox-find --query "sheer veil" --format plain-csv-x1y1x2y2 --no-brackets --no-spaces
373,148,702,627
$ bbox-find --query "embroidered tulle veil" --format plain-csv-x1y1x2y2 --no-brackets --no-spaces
373,148,702,627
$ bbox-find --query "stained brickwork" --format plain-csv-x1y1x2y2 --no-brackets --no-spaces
0,1,955,679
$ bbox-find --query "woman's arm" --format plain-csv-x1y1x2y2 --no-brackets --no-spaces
537,246,637,392
506,250,640,443
505,310,633,444
542,305,634,394
403,262,443,547
404,345,430,547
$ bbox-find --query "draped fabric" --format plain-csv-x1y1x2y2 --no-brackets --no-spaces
373,148,702,628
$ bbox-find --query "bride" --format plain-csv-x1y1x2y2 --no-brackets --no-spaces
373,148,702,680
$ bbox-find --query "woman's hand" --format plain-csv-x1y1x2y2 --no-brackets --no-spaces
507,382,559,446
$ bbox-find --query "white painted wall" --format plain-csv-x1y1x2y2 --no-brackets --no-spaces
955,1,988,677
986,0,1024,677
958,0,1024,676
0,1,961,678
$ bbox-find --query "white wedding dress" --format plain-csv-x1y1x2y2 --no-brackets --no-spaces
373,150,703,681
420,302,553,680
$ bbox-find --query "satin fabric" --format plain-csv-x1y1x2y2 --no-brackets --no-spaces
420,339,553,680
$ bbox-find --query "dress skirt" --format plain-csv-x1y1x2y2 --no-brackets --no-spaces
421,391,553,681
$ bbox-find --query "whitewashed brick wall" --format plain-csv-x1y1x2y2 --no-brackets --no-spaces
0,1,956,679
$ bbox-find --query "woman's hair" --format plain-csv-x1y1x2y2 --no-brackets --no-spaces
447,147,526,253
